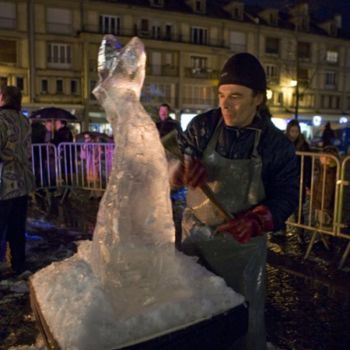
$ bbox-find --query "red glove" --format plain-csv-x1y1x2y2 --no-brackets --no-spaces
216,205,274,243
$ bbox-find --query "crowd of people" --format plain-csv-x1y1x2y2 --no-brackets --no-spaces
0,50,347,349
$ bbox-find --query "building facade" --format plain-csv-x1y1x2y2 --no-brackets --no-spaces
1,0,350,133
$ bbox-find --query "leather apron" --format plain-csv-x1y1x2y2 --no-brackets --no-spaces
182,118,267,350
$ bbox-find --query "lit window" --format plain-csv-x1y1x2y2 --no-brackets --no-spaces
326,51,338,63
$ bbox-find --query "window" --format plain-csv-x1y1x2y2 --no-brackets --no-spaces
184,85,215,105
297,68,309,87
191,27,208,45
141,82,174,104
265,64,279,82
321,95,340,109
164,24,173,40
191,56,208,71
0,1,16,29
265,37,280,55
297,42,311,60
229,31,246,52
48,43,72,66
325,71,336,88
296,94,314,108
47,8,72,34
0,39,16,63
41,79,48,94
70,79,79,95
140,19,149,35
269,13,278,25
152,25,161,39
296,18,309,32
90,80,97,99
99,15,120,35
326,51,338,63
16,77,24,91
165,53,173,65
56,79,63,94
194,0,205,14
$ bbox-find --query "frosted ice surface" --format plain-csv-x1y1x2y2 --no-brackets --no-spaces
31,35,245,350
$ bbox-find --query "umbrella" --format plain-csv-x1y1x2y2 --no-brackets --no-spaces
75,132,112,143
30,107,77,121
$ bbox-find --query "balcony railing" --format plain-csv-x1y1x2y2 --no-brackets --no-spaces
184,67,219,79
82,25,227,48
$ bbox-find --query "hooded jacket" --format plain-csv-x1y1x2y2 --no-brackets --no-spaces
179,108,299,230
0,106,34,200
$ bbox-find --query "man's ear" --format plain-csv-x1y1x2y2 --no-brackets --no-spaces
255,92,265,107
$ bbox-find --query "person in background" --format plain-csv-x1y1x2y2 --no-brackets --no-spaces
53,119,73,192
273,119,311,243
80,133,102,199
172,53,299,349
311,145,339,248
52,119,73,145
321,122,336,147
156,103,186,250
156,103,181,138
0,85,34,275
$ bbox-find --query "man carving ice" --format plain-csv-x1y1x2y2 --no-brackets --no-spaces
172,53,299,349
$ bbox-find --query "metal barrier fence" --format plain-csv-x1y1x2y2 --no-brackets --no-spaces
286,151,349,268
30,144,350,268
57,142,114,192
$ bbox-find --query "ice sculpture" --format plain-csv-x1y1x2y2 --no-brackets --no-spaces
30,36,245,350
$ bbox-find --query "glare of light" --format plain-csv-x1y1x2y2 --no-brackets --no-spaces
266,89,273,100
313,115,322,126
290,80,298,87
180,113,197,131
339,117,348,124
271,118,287,130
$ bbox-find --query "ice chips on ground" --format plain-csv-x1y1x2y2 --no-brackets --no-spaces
31,241,244,350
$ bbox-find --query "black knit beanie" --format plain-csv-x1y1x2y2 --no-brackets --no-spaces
218,53,267,91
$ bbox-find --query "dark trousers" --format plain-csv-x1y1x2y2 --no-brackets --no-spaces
0,196,28,271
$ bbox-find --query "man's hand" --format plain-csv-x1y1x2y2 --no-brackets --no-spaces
183,155,207,188
216,205,274,243
169,156,207,189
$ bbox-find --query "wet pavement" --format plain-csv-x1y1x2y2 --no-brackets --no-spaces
1,191,350,350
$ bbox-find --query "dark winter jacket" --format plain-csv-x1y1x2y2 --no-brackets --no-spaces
52,126,73,146
0,106,34,200
178,108,299,230
156,118,181,138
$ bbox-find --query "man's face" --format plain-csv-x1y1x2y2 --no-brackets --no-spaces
158,106,169,121
218,84,263,127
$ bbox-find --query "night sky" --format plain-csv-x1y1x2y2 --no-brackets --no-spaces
245,0,350,34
